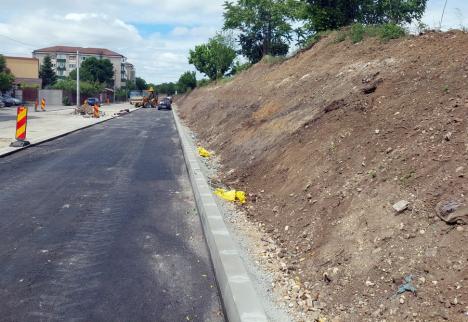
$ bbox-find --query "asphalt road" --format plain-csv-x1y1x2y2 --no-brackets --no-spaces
0,109,224,321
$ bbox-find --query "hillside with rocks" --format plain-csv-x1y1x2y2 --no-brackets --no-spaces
177,30,468,321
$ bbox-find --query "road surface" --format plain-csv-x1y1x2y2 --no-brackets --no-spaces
0,109,224,321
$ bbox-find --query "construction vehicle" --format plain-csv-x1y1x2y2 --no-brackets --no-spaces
129,90,144,106
133,87,158,108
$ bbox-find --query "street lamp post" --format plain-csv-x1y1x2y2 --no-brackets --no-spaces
76,50,80,108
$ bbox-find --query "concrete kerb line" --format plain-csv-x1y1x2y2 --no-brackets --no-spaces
0,107,142,158
172,106,268,322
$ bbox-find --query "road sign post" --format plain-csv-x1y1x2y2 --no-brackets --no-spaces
10,106,31,147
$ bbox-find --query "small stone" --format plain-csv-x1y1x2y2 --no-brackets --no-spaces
365,280,375,287
419,229,426,235
386,147,393,154
457,226,464,232
444,132,452,141
375,129,380,134
418,277,426,284
284,226,289,231
399,297,405,304
393,200,409,213
452,297,458,305
273,206,279,213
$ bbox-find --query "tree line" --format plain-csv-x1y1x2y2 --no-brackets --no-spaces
187,0,427,82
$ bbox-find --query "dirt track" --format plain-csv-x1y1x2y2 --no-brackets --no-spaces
178,31,468,321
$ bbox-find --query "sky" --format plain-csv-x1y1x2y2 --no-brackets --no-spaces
0,0,467,84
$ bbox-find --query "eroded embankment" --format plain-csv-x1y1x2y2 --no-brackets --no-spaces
178,31,468,321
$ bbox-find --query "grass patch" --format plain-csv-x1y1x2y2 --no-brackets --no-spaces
261,55,287,65
335,23,407,44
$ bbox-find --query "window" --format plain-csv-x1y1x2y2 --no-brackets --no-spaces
69,64,76,69
58,70,64,76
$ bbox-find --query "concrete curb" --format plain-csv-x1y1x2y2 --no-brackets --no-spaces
0,107,141,158
172,107,268,322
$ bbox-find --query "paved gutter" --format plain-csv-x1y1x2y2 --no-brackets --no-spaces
172,106,268,322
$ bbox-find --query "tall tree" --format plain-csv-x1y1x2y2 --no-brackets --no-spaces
69,57,114,86
223,0,297,63
0,54,15,93
299,0,427,32
39,55,57,88
177,71,197,93
189,35,236,80
135,77,147,91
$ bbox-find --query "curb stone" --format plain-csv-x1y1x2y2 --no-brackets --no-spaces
172,106,268,322
0,107,141,158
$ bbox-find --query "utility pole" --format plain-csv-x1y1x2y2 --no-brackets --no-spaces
440,0,448,30
76,50,80,108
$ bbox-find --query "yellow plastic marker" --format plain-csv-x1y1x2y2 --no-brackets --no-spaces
214,188,246,204
197,147,211,158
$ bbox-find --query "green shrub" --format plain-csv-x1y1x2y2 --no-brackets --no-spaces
350,23,366,43
333,23,407,44
335,30,347,43
62,96,71,106
197,79,212,87
378,23,406,41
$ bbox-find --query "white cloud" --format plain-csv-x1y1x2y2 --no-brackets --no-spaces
0,0,225,83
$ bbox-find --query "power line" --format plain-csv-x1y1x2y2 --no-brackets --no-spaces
0,34,38,48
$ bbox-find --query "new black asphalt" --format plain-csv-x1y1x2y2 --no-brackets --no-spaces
0,109,224,321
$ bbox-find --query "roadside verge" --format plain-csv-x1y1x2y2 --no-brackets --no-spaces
0,107,140,158
172,106,268,322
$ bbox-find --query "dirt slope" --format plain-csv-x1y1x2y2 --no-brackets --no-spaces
178,31,468,321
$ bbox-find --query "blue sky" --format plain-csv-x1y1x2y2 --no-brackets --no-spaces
0,0,466,84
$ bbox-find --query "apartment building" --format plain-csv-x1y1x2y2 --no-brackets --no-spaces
32,46,134,88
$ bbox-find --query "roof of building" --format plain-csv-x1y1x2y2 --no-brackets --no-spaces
5,56,39,62
33,46,124,57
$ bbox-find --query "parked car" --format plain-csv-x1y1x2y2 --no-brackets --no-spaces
0,96,14,107
157,97,172,110
87,98,101,106
2,94,21,105
0,99,5,108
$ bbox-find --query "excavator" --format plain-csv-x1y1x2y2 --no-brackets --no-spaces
135,87,158,108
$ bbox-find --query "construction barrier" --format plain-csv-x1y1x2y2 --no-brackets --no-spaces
41,98,46,111
10,106,30,147
34,99,39,112
93,104,99,118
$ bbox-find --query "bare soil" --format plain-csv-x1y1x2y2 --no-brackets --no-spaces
177,31,468,321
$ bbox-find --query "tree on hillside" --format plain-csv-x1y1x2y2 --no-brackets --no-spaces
189,35,236,80
177,71,197,93
223,0,298,63
69,57,114,86
39,56,57,88
0,54,15,92
135,77,147,91
299,0,427,32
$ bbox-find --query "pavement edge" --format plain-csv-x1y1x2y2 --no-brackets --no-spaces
0,107,141,158
172,107,268,322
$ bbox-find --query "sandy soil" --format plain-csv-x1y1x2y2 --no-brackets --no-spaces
177,31,468,321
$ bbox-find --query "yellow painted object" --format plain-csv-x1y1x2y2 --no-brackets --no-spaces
214,188,246,204
197,147,211,158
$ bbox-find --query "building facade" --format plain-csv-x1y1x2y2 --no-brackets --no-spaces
4,56,42,88
124,63,136,83
32,46,134,88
